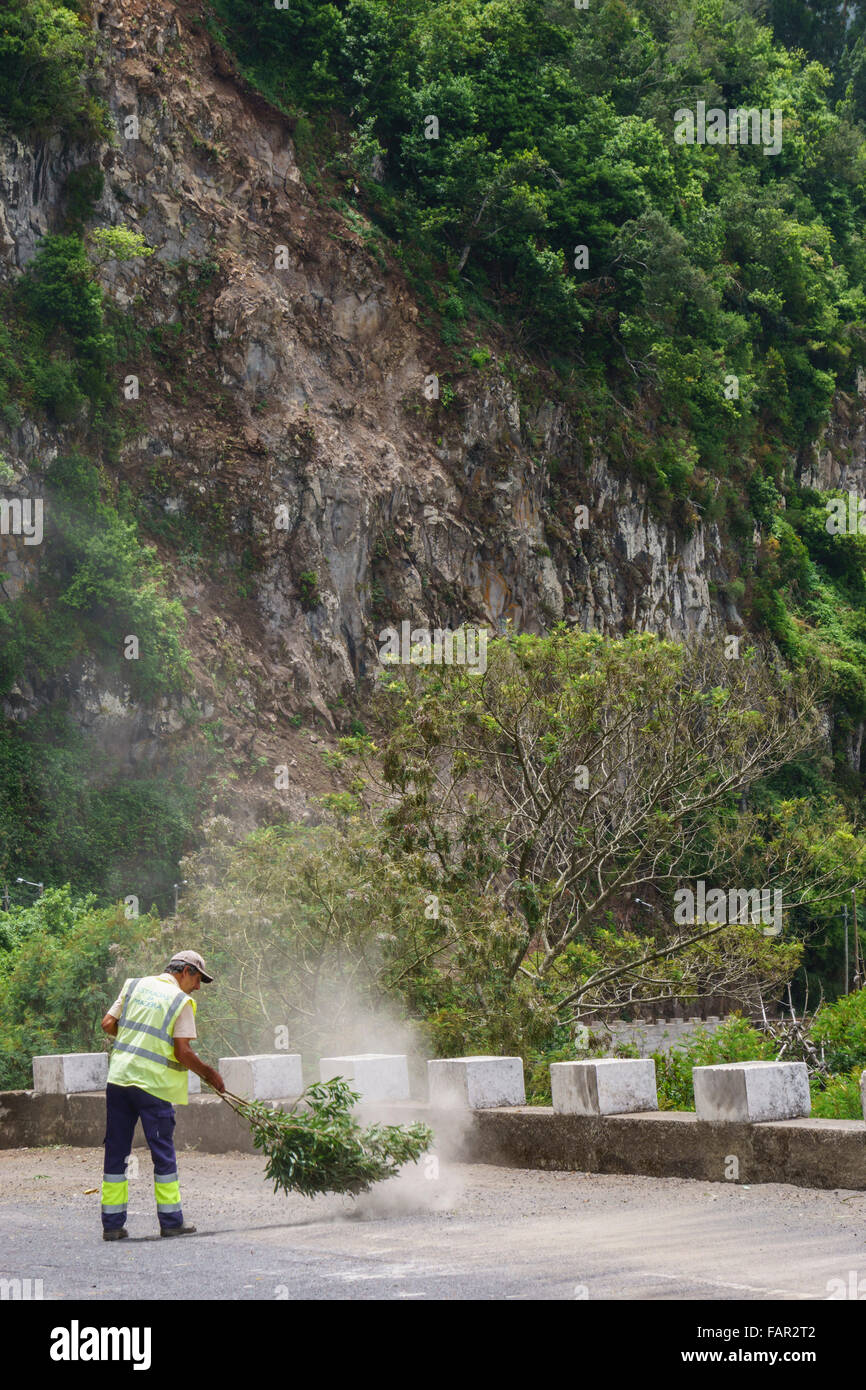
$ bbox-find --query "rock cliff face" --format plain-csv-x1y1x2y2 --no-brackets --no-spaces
0,0,862,807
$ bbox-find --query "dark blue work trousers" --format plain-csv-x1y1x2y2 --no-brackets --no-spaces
102,1082,184,1232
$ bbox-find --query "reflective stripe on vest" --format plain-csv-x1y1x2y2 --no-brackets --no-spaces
111,1040,185,1071
117,983,188,1051
118,980,141,1027
107,977,197,1105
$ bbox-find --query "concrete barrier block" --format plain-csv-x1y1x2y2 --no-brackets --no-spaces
319,1053,410,1101
218,1054,303,1101
32,1053,109,1094
860,1071,866,1124
551,1058,658,1115
428,1056,525,1109
187,1071,201,1095
693,1060,810,1123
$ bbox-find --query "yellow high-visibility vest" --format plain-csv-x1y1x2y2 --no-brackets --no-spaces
107,976,198,1105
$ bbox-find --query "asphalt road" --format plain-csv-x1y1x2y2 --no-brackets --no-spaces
1,1146,865,1300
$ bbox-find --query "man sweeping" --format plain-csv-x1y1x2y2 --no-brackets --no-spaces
99,950,225,1242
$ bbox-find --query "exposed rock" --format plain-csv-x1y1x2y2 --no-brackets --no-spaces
0,0,861,812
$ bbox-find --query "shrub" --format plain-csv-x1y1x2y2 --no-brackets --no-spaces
0,888,155,1089
298,570,319,609
811,990,866,1073
810,1068,863,1120
0,714,200,908
654,1016,775,1111
89,227,155,263
19,234,109,355
0,451,193,700
0,0,109,139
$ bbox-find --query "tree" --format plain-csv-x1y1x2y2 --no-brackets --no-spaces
344,628,865,1033
0,0,109,139
0,888,156,1089
134,814,456,1059
88,227,155,264
19,235,104,343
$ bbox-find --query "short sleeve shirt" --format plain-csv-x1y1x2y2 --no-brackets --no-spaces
107,973,197,1038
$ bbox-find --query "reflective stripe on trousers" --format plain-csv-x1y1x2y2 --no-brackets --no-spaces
154,1172,182,1215
101,1173,129,1218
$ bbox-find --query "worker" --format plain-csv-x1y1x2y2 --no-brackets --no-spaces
99,950,225,1242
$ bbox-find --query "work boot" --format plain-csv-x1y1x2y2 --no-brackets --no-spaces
160,1223,197,1237
103,1228,128,1242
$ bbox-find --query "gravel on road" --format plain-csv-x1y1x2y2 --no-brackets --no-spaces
1,1146,864,1300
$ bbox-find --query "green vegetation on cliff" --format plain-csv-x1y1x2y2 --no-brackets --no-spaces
213,0,866,489
0,0,109,140
0,138,195,906
207,0,866,758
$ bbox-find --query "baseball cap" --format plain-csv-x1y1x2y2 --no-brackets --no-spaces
168,949,214,983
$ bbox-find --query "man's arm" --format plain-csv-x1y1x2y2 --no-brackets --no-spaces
101,985,125,1036
173,1037,225,1092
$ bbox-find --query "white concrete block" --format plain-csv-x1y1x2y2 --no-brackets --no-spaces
319,1053,410,1101
218,1054,303,1101
427,1056,525,1109
32,1053,108,1094
551,1058,658,1115
187,1071,201,1095
693,1060,810,1123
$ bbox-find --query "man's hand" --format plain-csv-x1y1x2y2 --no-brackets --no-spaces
101,1013,118,1036
173,1036,224,1092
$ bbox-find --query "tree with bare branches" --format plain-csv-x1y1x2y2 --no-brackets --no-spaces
342,627,866,1043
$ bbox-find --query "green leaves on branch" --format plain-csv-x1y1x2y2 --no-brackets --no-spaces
223,1077,433,1198
88,228,155,264
214,0,866,513
0,0,110,140
363,627,862,1035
